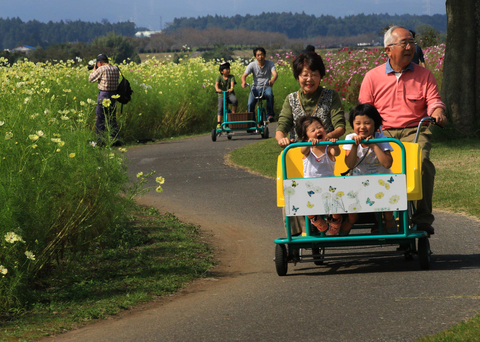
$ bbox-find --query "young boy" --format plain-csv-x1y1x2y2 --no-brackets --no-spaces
215,62,238,128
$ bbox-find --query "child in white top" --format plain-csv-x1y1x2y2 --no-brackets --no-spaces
340,103,396,235
296,116,343,235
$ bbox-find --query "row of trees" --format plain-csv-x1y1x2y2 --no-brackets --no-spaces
0,17,136,50
164,12,447,39
22,32,140,65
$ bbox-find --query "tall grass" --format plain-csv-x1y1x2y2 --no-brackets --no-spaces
0,57,162,313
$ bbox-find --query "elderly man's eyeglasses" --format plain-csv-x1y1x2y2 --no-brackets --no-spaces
388,39,415,48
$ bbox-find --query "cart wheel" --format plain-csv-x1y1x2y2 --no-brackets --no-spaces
417,237,431,270
211,129,217,142
262,126,269,139
275,244,288,276
312,247,325,266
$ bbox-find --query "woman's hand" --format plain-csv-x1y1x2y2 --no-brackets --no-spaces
275,131,293,148
277,137,294,147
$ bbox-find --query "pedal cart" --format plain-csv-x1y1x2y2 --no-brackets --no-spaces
274,118,436,276
211,84,269,141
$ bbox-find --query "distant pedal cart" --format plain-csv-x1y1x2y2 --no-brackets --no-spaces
274,117,438,276
211,83,269,141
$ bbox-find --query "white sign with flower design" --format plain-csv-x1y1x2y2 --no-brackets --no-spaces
284,174,407,216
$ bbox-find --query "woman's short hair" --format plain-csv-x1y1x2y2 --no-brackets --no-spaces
292,52,325,80
349,103,384,131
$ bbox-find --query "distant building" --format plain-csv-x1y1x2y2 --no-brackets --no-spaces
135,31,161,38
10,45,36,55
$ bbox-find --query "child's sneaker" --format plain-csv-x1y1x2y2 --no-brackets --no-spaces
308,215,328,232
326,216,342,236
216,123,221,129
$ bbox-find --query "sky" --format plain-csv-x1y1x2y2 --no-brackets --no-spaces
3,0,446,31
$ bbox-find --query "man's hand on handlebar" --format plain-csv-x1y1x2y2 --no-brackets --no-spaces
430,110,447,128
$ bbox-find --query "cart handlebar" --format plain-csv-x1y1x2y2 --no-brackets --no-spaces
413,116,441,143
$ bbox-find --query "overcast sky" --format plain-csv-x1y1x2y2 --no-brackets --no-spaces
3,0,446,31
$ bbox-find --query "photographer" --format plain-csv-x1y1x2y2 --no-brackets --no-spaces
88,54,120,146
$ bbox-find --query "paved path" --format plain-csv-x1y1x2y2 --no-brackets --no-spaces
44,129,480,342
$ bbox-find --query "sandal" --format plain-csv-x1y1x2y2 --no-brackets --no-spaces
327,216,342,236
308,215,328,232
340,217,355,236
385,217,398,234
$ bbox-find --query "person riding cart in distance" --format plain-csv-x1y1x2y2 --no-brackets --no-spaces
241,47,278,123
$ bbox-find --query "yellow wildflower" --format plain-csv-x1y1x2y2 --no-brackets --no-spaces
102,98,111,107
25,251,36,260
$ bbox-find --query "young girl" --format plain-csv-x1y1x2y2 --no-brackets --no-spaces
340,103,396,235
215,62,238,128
296,116,343,235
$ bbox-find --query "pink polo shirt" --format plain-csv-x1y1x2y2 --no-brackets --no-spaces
358,61,445,130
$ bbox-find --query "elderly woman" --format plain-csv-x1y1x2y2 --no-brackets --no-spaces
276,52,346,240
275,52,346,147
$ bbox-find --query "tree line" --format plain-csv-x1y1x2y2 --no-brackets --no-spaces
163,12,447,39
0,17,136,50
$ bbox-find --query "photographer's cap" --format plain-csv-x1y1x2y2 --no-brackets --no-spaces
96,54,109,62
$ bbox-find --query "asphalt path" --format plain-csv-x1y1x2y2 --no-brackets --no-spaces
43,127,480,342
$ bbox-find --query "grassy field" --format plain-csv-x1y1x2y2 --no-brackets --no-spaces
229,135,480,342
0,205,214,341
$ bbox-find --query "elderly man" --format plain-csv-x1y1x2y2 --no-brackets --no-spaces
241,47,278,122
359,25,447,235
88,53,120,146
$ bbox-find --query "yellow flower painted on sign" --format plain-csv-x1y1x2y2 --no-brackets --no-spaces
389,195,400,204
375,192,384,199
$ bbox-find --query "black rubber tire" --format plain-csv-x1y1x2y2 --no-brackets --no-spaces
312,247,324,266
262,126,269,139
275,244,288,276
418,237,431,270
211,129,217,142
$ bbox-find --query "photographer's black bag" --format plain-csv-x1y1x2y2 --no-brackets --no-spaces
116,68,133,105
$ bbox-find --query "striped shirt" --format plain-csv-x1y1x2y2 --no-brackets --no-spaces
88,64,119,91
